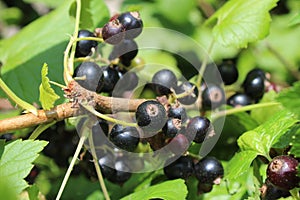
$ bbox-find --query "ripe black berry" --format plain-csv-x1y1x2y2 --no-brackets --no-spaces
261,181,291,200
243,68,266,101
163,156,194,180
194,156,224,184
135,100,167,133
101,66,120,93
109,124,140,152
118,71,139,91
75,30,98,58
73,62,104,92
186,116,212,143
162,118,182,138
117,11,143,39
109,39,138,66
217,60,238,85
166,133,190,155
201,84,225,110
98,153,116,179
168,106,188,123
107,158,132,185
102,19,125,45
227,93,253,108
267,155,299,190
152,69,177,96
176,82,199,105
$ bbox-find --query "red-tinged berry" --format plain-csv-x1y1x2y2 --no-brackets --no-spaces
102,19,125,45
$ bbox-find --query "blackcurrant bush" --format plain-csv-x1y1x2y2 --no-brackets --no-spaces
117,11,143,39
227,93,253,108
242,68,266,101
73,62,104,92
163,156,194,180
186,116,212,143
217,59,238,85
109,39,138,66
175,82,199,105
194,156,224,184
168,106,188,123
267,155,299,190
75,30,98,58
135,100,167,133
201,84,225,110
162,118,181,138
102,19,125,45
101,66,120,93
109,124,140,152
152,69,177,96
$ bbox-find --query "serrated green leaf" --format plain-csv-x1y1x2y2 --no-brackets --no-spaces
206,0,279,48
238,111,297,158
121,179,188,200
273,123,300,149
225,151,258,181
277,81,300,118
27,184,40,200
39,63,60,110
289,125,300,158
0,140,5,159
0,139,48,194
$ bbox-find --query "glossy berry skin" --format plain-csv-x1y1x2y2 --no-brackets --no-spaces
227,93,253,107
201,84,225,110
267,155,299,190
109,124,140,152
102,19,125,45
261,181,291,200
117,11,143,39
217,60,238,85
98,153,116,179
75,30,98,58
135,100,167,133
109,39,138,66
73,62,104,92
194,156,224,184
162,118,181,138
108,158,132,185
176,82,199,105
164,156,194,180
243,68,266,101
186,116,211,143
101,66,120,93
152,69,177,96
168,106,188,123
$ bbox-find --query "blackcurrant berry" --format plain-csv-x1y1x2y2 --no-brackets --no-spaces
168,106,188,123
117,71,139,91
109,39,138,66
73,62,104,92
75,30,98,58
243,68,266,101
163,156,194,180
102,19,125,45
100,66,120,93
107,158,132,185
117,11,143,39
201,84,225,110
194,156,224,184
186,116,212,143
166,133,190,155
109,124,140,152
261,181,291,200
152,69,177,96
135,100,167,133
175,82,199,105
267,155,299,190
98,153,116,179
162,118,181,138
217,59,238,85
227,93,253,108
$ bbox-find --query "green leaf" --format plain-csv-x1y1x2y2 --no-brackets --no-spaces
23,0,64,8
121,179,188,200
277,81,300,118
27,185,40,200
238,111,297,158
225,151,258,181
289,12,300,26
289,125,300,158
39,63,60,110
206,0,279,48
0,139,48,194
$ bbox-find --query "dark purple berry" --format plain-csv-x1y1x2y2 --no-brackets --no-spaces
109,124,140,152
102,19,125,45
135,100,167,133
168,106,188,123
152,69,177,96
166,133,190,155
267,155,299,190
109,39,138,66
227,93,253,107
75,30,98,58
117,11,143,39
186,116,212,143
217,59,238,85
194,156,224,184
101,66,120,93
201,84,225,110
163,156,194,180
261,181,291,200
73,62,104,92
176,82,199,105
162,118,182,138
243,68,266,101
